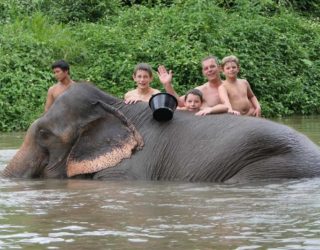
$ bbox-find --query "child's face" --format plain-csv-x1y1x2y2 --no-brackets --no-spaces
185,94,202,112
133,70,153,89
222,62,239,79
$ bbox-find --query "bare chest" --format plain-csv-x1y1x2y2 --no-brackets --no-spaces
200,87,221,107
52,85,72,99
225,82,248,98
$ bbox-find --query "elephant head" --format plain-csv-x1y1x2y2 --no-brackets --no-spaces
3,83,143,178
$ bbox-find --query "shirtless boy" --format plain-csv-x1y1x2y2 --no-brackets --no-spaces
124,63,160,104
44,60,75,112
158,55,228,115
178,89,203,113
177,88,228,116
218,55,261,117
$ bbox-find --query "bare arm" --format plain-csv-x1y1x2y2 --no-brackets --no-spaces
249,96,261,117
195,104,229,116
44,88,54,112
157,65,185,107
246,81,261,117
218,85,233,111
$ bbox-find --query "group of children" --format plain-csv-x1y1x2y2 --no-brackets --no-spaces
45,55,261,118
124,55,261,117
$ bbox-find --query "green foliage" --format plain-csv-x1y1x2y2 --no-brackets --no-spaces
0,0,319,131
0,14,88,131
39,0,121,23
211,0,320,17
0,0,121,24
122,0,173,7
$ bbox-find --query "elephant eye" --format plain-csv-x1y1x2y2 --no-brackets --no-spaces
39,129,51,140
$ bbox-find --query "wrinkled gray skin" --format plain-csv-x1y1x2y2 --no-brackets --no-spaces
3,82,320,183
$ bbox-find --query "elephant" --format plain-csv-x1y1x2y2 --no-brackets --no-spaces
3,82,320,183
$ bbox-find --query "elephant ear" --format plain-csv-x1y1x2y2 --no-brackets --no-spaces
66,101,143,177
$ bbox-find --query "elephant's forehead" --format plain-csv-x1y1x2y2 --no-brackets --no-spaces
48,92,96,123
54,94,91,113
39,112,78,143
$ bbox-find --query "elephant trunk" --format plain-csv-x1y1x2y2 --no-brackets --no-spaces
3,143,47,178
3,128,48,178
3,146,29,177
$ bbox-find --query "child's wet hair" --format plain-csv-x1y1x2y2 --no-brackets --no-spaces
221,55,240,68
185,89,203,102
133,63,153,77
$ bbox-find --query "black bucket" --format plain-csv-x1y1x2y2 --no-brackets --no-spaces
149,93,178,122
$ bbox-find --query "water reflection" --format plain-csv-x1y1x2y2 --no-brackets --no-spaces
0,178,319,249
0,116,319,249
0,131,25,149
273,115,320,145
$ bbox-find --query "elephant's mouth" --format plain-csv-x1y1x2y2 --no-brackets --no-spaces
2,149,49,178
43,152,69,178
31,154,50,178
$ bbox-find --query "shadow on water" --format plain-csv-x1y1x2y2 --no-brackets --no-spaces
0,116,319,249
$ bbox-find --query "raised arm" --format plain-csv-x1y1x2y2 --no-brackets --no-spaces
157,65,185,107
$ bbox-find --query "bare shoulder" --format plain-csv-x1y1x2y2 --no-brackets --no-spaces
219,81,231,90
124,89,137,99
220,80,229,86
151,88,160,94
196,84,206,91
238,78,249,85
47,83,59,94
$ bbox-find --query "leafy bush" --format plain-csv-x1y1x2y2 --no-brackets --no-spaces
39,0,121,23
0,14,88,131
0,0,319,131
211,0,320,17
0,0,121,24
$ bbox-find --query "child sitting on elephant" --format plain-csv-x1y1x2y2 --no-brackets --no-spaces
218,55,261,117
124,63,160,104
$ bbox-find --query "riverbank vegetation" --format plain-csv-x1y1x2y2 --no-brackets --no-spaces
0,0,319,131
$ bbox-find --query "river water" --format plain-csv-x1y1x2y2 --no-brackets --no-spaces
0,116,320,249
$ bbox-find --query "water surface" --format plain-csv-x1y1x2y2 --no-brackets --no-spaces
0,116,320,249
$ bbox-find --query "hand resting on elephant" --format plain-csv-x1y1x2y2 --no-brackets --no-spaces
3,82,320,183
177,89,228,116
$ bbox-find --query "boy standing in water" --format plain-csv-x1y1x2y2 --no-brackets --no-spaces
218,55,261,117
124,63,160,104
45,60,75,112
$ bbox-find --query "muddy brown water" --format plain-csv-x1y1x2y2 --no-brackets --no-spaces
0,116,320,249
